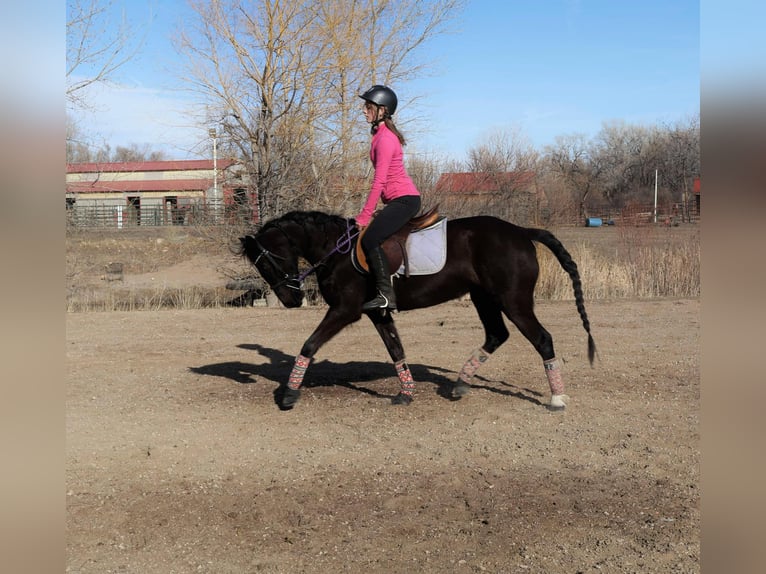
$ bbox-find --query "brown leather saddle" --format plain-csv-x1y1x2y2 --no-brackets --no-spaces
354,206,441,277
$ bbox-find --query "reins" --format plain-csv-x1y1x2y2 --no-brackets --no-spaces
254,218,359,291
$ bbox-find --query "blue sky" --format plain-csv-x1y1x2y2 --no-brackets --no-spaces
70,0,700,161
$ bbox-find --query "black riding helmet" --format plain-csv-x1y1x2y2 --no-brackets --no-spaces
359,85,398,116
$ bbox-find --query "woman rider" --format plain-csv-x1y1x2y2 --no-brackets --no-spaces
356,85,422,311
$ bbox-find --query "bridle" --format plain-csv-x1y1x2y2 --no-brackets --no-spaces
253,219,359,291
251,240,303,291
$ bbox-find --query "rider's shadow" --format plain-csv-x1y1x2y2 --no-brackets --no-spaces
189,343,544,407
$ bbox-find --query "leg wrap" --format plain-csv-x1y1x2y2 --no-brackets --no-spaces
395,359,415,396
544,358,564,396
458,347,490,385
288,354,311,390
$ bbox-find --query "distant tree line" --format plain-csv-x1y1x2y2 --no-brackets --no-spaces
66,121,168,163
67,0,698,226
408,115,699,225
540,115,700,222
174,0,698,225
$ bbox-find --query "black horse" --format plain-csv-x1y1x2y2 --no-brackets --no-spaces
239,210,595,410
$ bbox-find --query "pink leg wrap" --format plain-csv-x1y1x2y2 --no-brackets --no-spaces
458,347,490,384
395,359,415,396
288,354,311,390
544,358,564,395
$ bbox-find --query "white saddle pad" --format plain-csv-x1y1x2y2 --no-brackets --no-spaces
396,217,447,275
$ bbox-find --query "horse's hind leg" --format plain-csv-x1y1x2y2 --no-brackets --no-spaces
368,312,414,405
452,289,510,398
502,299,567,411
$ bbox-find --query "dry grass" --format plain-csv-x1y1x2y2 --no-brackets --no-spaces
66,225,247,312
65,286,233,313
66,223,700,312
536,224,700,300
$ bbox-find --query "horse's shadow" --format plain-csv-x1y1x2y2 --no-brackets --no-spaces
189,343,545,408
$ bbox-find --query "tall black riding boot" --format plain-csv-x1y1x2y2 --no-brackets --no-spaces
362,245,397,311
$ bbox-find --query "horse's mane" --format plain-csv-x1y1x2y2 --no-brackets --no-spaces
259,210,349,235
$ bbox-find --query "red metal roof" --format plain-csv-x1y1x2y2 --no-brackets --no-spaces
434,172,536,193
66,179,213,194
66,159,236,174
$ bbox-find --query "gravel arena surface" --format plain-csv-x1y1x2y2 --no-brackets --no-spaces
66,298,699,573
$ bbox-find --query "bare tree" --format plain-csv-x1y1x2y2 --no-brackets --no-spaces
178,1,332,220
542,119,700,223
176,0,464,222
656,114,700,221
593,121,658,206
66,115,168,163
66,0,139,110
465,127,538,173
111,144,168,163
544,133,606,221
405,152,448,210
66,115,93,163
460,127,541,223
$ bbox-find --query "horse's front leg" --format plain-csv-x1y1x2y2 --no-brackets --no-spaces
280,306,361,410
368,311,415,405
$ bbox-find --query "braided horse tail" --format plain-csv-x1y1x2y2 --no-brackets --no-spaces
525,228,597,365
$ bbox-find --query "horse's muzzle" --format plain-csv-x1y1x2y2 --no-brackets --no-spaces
277,290,304,308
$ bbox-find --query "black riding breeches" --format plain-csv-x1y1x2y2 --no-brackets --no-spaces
361,195,422,253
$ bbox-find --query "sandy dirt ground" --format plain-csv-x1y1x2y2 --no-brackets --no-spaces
66,296,699,573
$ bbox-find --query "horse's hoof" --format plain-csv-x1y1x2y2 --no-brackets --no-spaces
451,381,471,398
391,392,413,405
547,394,568,411
281,387,301,409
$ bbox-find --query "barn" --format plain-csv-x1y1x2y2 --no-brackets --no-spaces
66,159,253,227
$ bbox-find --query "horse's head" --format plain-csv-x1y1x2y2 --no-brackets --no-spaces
239,228,304,308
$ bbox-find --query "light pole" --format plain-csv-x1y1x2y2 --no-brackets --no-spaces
653,169,658,224
209,127,219,221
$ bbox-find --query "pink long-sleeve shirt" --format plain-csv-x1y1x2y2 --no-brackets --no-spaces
355,123,420,227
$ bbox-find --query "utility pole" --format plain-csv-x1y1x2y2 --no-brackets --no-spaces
209,127,219,221
653,169,658,224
